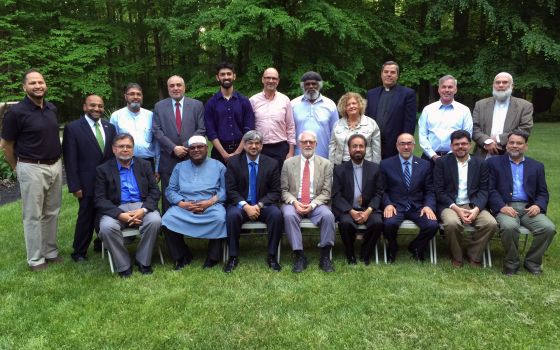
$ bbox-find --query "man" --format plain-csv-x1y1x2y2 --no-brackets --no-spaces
250,67,296,169
433,130,497,267
63,94,116,262
365,61,417,159
281,130,336,273
332,134,383,265
1,69,63,271
380,133,439,263
291,71,338,159
110,83,160,175
204,62,255,164
418,75,473,163
225,130,283,272
95,134,161,278
487,130,555,275
473,72,534,158
152,75,205,213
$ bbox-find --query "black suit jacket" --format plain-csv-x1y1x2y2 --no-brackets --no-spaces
380,155,435,212
94,157,161,219
62,116,116,196
332,160,383,218
433,153,489,214
225,153,280,206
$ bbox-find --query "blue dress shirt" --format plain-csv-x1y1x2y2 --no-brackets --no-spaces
118,159,141,203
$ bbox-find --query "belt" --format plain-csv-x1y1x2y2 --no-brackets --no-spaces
18,157,59,165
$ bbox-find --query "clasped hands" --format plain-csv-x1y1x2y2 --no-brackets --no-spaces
178,195,217,214
451,204,480,224
118,209,145,227
294,201,313,215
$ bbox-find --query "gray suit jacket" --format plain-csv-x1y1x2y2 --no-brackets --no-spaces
281,155,333,206
472,96,533,156
152,96,205,174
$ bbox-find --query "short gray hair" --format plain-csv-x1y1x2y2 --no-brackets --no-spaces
298,130,317,142
242,130,264,143
439,74,457,86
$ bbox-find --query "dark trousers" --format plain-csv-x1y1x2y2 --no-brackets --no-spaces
141,157,155,172
383,209,439,258
211,141,240,165
226,205,283,257
160,171,171,214
163,226,223,262
262,141,289,171
72,195,99,257
338,211,383,260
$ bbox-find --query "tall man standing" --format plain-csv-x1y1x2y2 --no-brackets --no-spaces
63,94,116,262
204,62,255,164
1,69,63,270
152,75,205,213
365,61,417,159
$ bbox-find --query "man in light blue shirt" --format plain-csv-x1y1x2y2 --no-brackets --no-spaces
418,75,473,163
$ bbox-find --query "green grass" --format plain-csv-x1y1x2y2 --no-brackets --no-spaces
1,124,559,349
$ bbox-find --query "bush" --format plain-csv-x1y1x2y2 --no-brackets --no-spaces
0,152,16,182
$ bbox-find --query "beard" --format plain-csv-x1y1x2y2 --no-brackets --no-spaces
118,155,133,161
220,80,233,89
129,102,141,111
303,89,320,101
301,148,315,159
493,87,512,102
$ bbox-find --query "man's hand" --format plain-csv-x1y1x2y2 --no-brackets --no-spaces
243,204,261,220
173,145,189,158
525,205,541,217
431,154,441,161
178,200,198,212
72,190,83,199
221,152,232,163
117,209,144,226
154,172,160,183
464,206,480,223
294,201,312,215
500,205,518,217
452,204,472,224
420,206,437,220
384,205,397,219
484,141,500,155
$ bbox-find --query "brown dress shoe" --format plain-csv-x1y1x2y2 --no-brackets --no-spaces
30,262,48,271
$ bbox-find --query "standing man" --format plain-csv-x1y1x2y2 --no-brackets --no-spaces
152,75,205,213
291,71,338,159
365,61,417,159
380,133,439,263
281,131,336,273
63,94,116,262
433,130,497,267
1,69,63,270
487,130,555,275
418,75,473,163
472,72,533,158
225,131,283,272
250,67,296,169
332,134,383,265
110,83,160,175
204,62,255,164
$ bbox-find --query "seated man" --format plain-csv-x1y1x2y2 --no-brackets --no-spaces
161,136,227,270
380,133,439,262
433,130,497,267
225,130,283,272
487,130,556,275
95,133,162,277
332,134,383,265
281,130,336,273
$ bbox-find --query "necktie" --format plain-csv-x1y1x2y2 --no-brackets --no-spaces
249,161,257,205
403,161,411,189
94,121,104,151
301,160,311,205
175,102,182,134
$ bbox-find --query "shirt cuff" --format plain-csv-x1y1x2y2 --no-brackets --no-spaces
310,203,317,210
237,201,248,209
484,138,495,145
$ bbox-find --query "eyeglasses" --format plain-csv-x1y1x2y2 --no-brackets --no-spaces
189,145,206,150
397,142,414,146
452,142,470,147
125,92,142,97
300,140,316,145
115,145,133,150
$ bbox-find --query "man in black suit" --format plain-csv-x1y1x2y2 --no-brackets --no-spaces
152,75,205,213
224,130,283,272
95,133,161,277
433,130,497,267
63,94,116,262
380,133,438,262
365,61,417,159
332,134,383,265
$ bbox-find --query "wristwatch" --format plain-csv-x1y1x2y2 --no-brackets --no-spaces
258,202,264,209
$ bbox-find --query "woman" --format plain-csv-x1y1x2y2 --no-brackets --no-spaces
329,92,381,165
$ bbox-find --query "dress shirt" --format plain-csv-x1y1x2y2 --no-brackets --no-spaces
85,115,106,144
490,97,510,144
117,159,141,203
418,100,473,158
329,115,381,165
250,91,296,145
291,94,339,158
352,161,363,208
171,97,185,120
455,156,470,205
297,155,315,204
238,155,260,208
204,91,255,143
510,156,528,202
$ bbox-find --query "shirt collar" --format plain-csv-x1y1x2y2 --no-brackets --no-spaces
352,160,363,169
217,90,238,100
508,155,525,164
246,154,260,165
438,101,455,110
172,97,185,107
301,155,315,163
398,155,412,165
455,154,471,164
84,115,100,126
116,158,134,171
496,96,510,107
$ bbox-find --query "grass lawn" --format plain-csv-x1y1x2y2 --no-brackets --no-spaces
1,123,559,349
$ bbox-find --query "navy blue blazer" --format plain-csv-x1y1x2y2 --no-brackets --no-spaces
62,116,116,196
487,154,549,214
380,155,435,212
365,84,416,158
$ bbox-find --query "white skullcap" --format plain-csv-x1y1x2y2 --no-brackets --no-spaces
188,135,206,146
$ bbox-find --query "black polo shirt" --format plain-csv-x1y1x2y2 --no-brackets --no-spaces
1,96,61,160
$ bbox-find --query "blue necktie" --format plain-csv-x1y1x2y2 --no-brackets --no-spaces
249,161,257,205
403,161,411,190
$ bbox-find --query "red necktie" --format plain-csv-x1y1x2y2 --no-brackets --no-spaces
301,159,311,204
175,102,182,134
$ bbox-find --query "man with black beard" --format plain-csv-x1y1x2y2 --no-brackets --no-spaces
204,62,255,164
472,72,533,158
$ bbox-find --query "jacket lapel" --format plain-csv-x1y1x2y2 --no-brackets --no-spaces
80,117,103,156
503,98,518,132
110,160,121,198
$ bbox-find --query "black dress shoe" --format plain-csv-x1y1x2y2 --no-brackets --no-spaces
266,256,282,271
319,256,335,272
174,255,192,271
409,249,425,263
136,261,153,275
502,267,519,276
524,263,542,275
387,255,396,264
223,257,238,273
93,239,102,253
71,254,88,263
292,256,308,273
202,259,218,269
119,266,133,278
347,256,357,265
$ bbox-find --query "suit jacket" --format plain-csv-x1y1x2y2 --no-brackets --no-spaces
380,155,435,213
94,157,161,219
152,96,205,174
433,154,489,214
225,153,281,206
331,159,383,218
62,116,116,196
365,84,417,158
472,96,533,156
281,155,333,207
487,154,549,214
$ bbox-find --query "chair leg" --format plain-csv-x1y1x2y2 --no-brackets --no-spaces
432,238,437,264
158,244,164,265
383,239,388,264
374,242,379,264
101,241,105,260
107,249,115,274
486,243,492,268
223,241,228,263
277,237,281,263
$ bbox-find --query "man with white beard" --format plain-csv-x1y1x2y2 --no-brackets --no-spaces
472,72,533,158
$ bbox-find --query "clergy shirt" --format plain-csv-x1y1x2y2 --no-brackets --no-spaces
204,91,255,143
490,97,510,143
250,91,296,145
118,159,141,203
85,115,105,144
352,161,363,208
510,156,528,202
297,155,315,202
455,155,470,205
